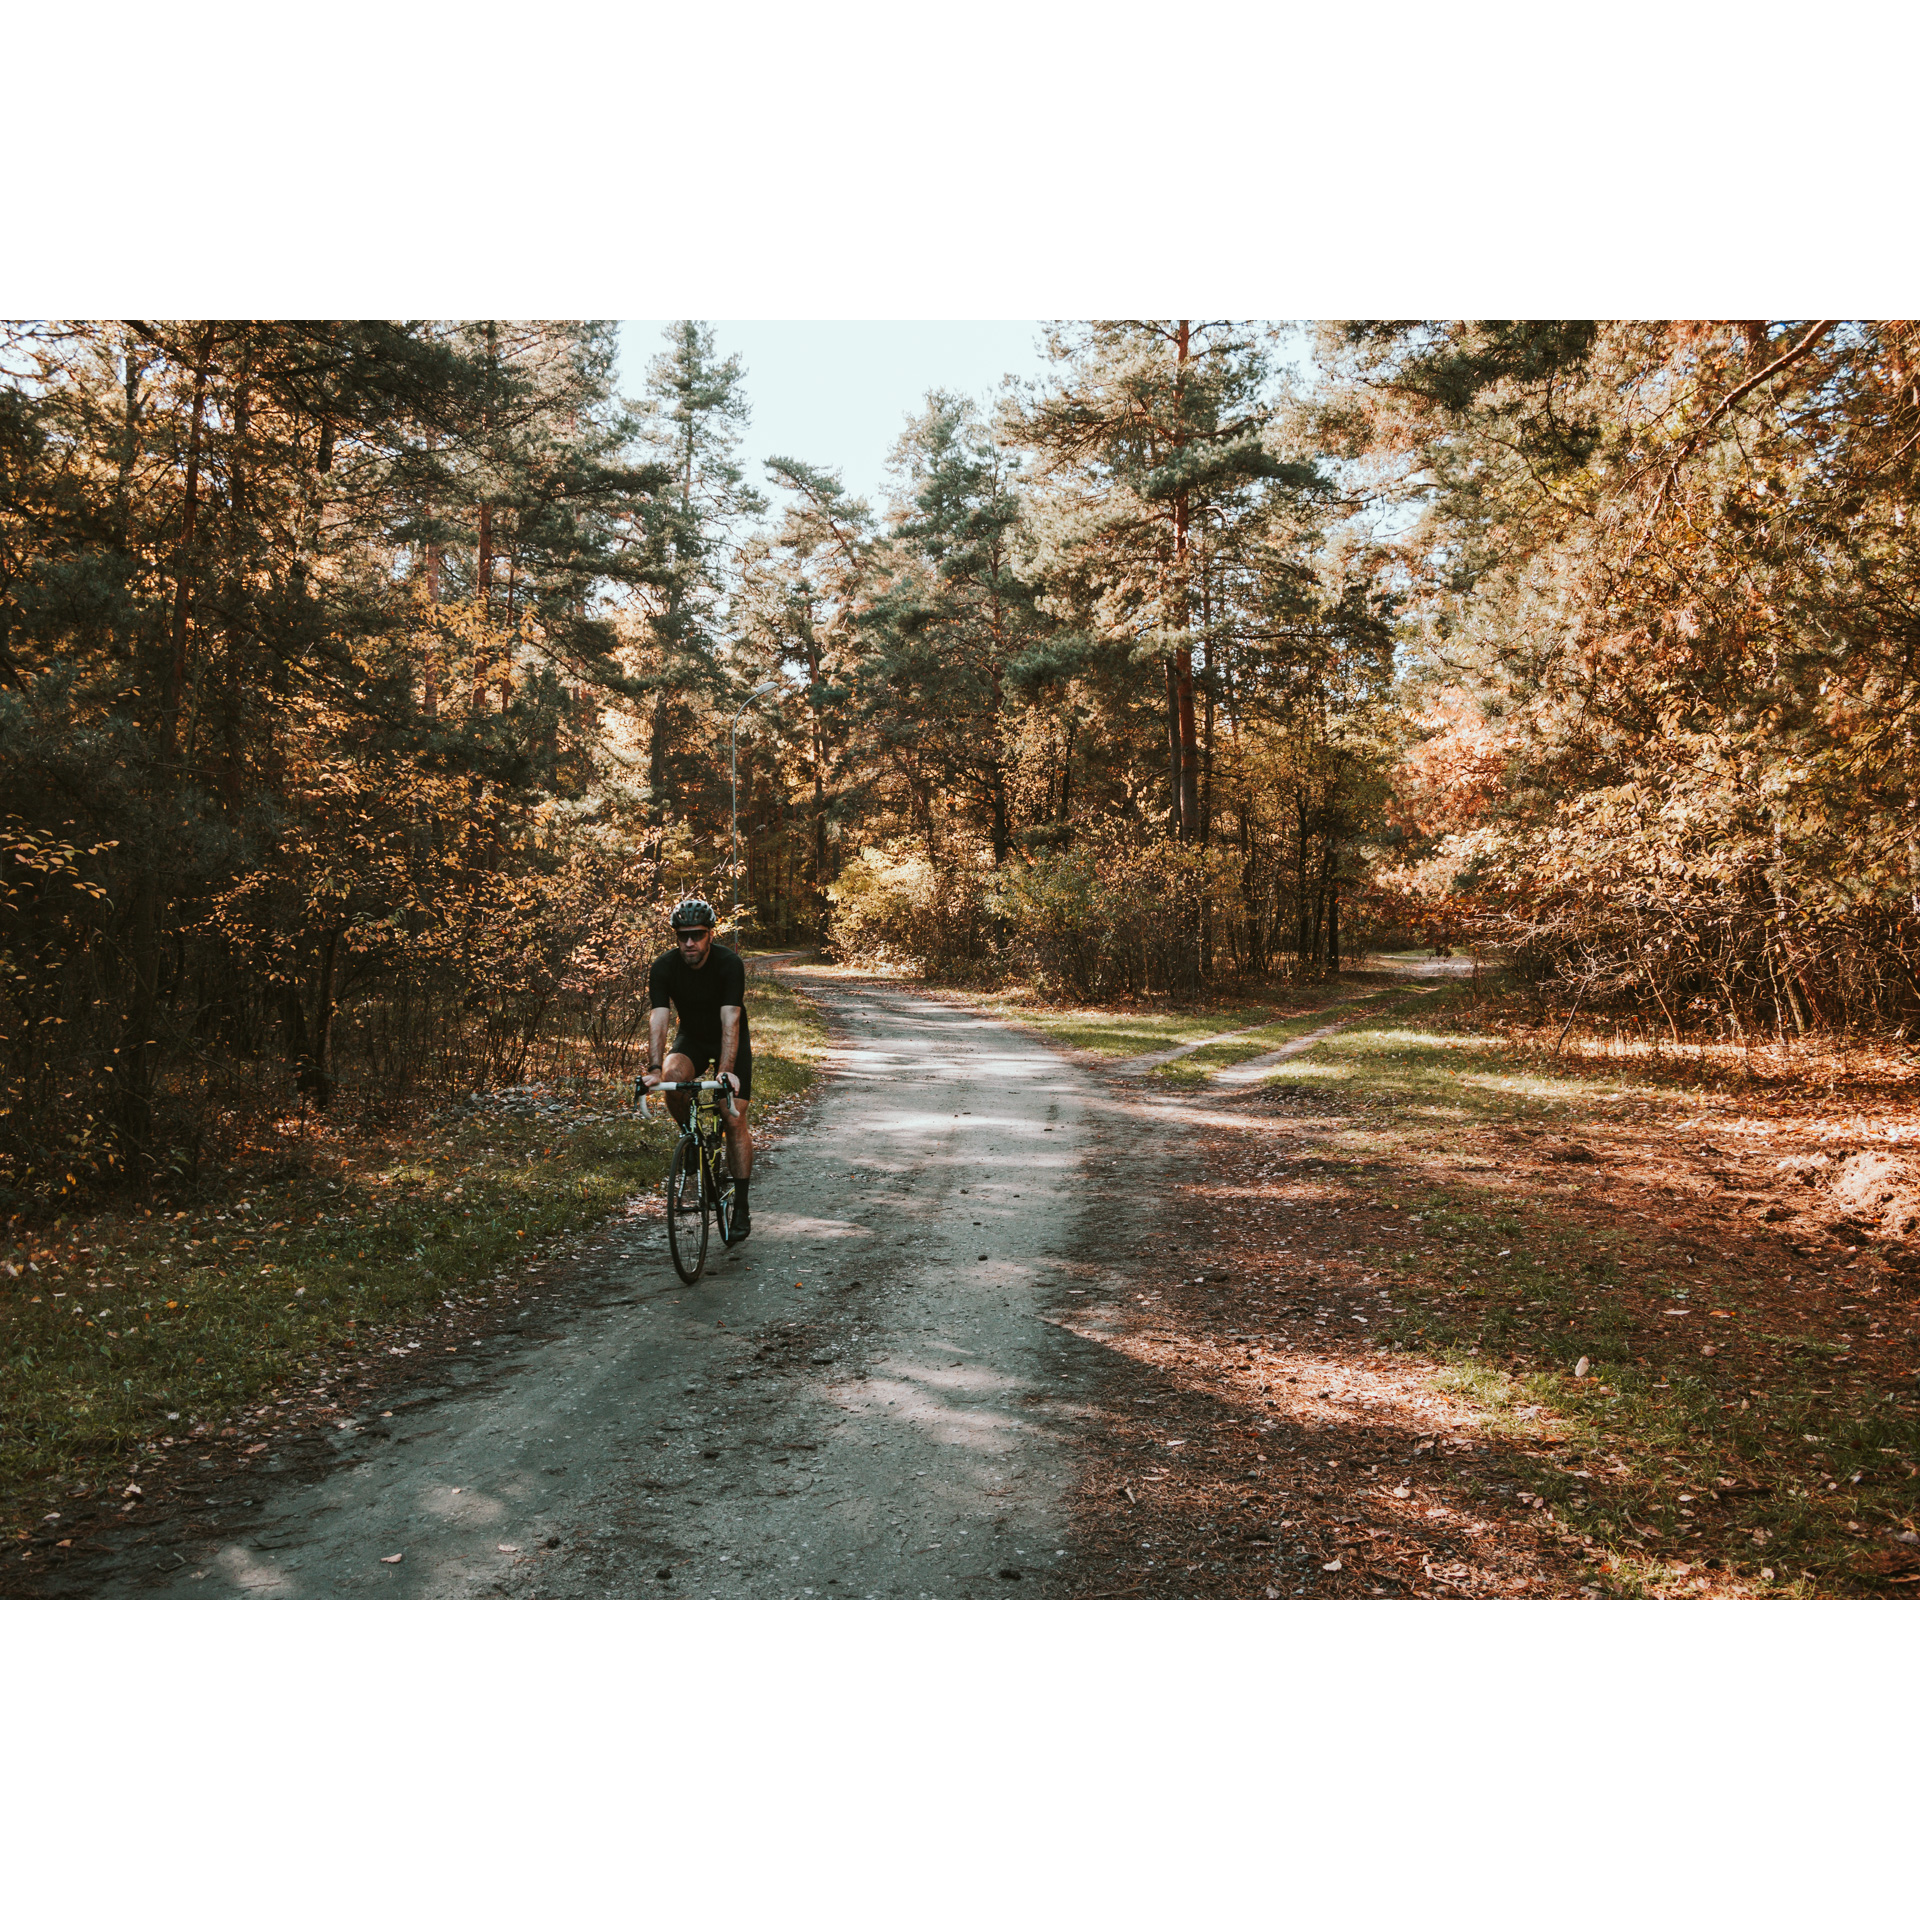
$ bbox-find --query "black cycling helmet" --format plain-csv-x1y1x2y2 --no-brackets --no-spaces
669,896,717,931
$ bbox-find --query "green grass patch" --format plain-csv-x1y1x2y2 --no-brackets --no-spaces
742,968,832,1099
1145,1004,1391,1085
0,971,827,1535
1402,1333,1920,1599
961,974,1376,1065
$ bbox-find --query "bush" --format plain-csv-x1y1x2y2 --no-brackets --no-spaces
826,841,993,980
994,835,1217,999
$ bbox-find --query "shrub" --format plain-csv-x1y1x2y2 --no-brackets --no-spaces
827,841,993,980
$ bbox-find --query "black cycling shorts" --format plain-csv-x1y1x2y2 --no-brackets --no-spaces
671,1025,752,1101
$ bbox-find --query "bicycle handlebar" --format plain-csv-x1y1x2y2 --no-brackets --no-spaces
634,1075,736,1116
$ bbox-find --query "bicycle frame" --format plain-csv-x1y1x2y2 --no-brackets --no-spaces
637,1074,738,1283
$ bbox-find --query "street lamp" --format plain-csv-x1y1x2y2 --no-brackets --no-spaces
729,682,781,932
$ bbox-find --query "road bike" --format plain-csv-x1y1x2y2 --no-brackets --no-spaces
637,1073,740,1285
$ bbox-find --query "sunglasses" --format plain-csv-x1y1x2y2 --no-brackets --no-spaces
676,927,712,942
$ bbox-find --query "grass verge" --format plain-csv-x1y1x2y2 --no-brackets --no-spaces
2,971,828,1544
957,970,1395,1065
1143,1000,1411,1086
1238,989,1920,1596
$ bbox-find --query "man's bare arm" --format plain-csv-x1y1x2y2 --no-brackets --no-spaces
642,1006,672,1085
718,1005,741,1082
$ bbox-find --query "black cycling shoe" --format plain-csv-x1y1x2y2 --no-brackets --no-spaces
729,1196,752,1244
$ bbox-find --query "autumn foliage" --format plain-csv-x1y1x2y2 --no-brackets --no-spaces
5,317,1913,1209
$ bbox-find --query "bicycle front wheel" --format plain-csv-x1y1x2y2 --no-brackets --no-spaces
666,1135,708,1284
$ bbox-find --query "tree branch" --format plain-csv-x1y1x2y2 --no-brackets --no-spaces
1691,319,1837,441
1627,321,1836,563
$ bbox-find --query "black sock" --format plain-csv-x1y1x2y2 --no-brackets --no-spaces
735,1179,750,1201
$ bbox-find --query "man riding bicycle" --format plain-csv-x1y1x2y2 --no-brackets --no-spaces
639,896,755,1243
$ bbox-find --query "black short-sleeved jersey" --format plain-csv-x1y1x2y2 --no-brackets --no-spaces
648,942,751,1089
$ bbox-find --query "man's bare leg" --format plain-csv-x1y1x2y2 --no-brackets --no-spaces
723,1101,753,1182
659,1051,696,1125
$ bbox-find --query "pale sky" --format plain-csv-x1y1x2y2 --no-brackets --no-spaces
617,321,1053,520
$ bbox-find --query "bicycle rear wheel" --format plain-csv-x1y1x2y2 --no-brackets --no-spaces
666,1135,708,1284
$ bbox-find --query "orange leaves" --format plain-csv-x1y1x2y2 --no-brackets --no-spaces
1390,686,1514,839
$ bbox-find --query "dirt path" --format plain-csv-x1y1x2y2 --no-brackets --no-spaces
1210,987,1442,1086
50,979,1172,1599
1111,1011,1313,1076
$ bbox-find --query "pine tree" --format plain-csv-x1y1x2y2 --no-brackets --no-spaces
629,323,762,822
733,457,877,919
863,392,1041,863
0,318,675,1184
1012,321,1315,844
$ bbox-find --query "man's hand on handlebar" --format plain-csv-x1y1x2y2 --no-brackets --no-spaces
638,1073,730,1104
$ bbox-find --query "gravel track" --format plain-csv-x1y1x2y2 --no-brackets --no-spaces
68,977,1155,1600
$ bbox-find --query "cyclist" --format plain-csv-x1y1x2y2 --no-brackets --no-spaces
639,896,755,1242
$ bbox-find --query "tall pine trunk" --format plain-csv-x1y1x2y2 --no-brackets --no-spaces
1295,791,1314,970
1164,656,1184,840
807,639,829,924
1168,320,1200,845
1240,798,1264,975
217,354,253,813
158,329,214,762
422,429,441,722
1200,659,1214,978
123,327,215,1168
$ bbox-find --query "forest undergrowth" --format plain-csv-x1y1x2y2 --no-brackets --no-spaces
1302,995,1920,1596
1,973,828,1555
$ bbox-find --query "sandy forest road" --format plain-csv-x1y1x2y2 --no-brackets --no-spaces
82,973,1181,1599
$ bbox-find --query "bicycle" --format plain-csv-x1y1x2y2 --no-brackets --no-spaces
636,1070,741,1285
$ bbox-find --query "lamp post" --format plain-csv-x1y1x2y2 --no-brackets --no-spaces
729,682,781,933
